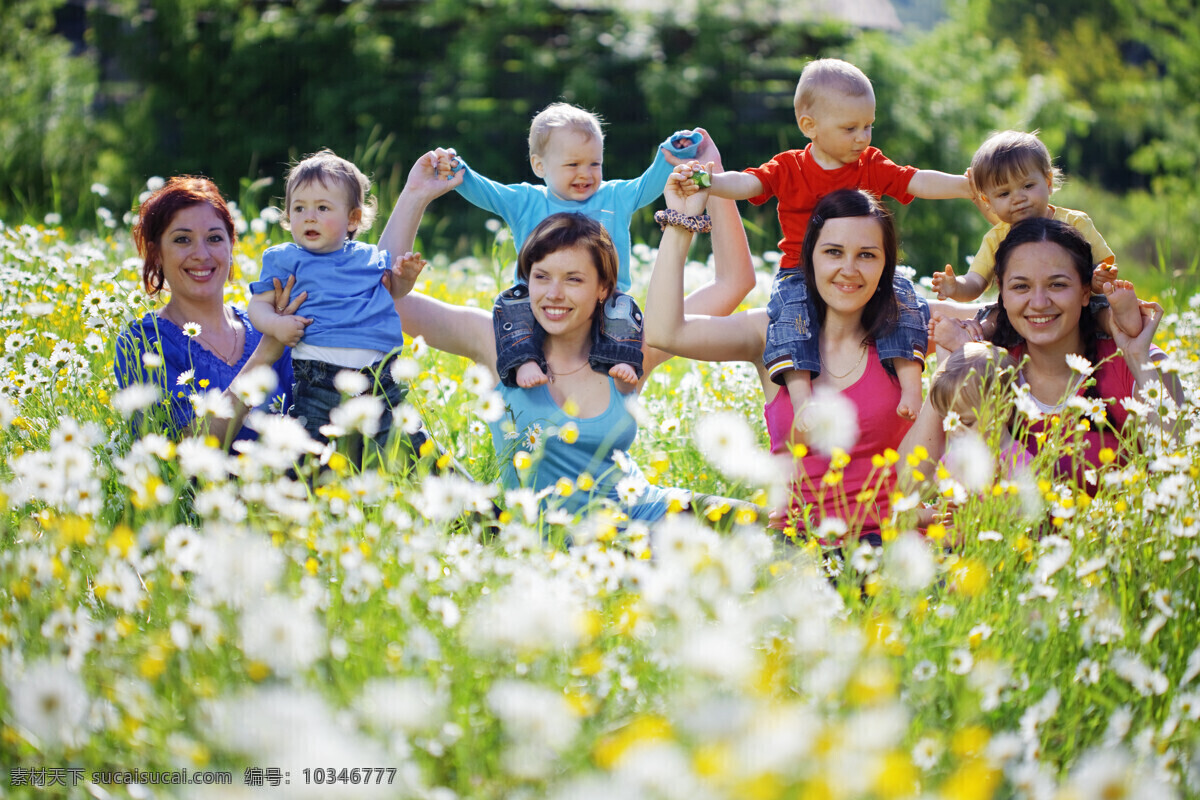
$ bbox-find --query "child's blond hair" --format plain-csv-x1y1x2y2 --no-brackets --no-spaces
528,103,604,159
793,58,874,122
970,130,1063,196
930,342,1019,422
282,148,377,237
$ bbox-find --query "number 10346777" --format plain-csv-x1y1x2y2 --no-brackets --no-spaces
303,768,397,785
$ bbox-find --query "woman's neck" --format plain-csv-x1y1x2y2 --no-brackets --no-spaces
543,327,593,366
820,308,867,345
1021,331,1085,404
161,296,229,328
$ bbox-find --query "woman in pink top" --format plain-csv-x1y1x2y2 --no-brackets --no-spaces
911,216,1182,493
646,175,928,545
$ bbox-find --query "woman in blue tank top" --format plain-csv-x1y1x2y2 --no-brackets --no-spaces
375,146,756,522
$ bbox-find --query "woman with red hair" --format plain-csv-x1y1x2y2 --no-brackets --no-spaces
115,176,306,444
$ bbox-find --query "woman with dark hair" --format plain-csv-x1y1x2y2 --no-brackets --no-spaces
914,216,1181,489
373,146,756,523
115,176,307,444
646,173,930,544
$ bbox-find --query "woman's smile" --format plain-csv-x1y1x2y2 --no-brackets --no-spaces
527,245,608,334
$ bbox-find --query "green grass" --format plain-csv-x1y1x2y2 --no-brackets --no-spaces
0,209,1197,799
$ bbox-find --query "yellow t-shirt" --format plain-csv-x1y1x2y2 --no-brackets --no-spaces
969,206,1116,285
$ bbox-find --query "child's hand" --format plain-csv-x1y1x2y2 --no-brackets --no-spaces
931,264,960,301
383,251,428,300
433,148,463,181
689,128,722,171
404,150,464,200
664,161,713,216
270,314,312,348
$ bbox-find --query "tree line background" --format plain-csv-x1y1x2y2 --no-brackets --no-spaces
5,0,1199,282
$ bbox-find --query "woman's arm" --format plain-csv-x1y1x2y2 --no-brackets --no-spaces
203,276,307,447
667,134,757,318
378,150,463,258
1111,301,1187,435
643,165,767,377
379,155,500,382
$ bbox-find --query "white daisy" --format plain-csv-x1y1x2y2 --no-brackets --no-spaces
9,661,90,749
181,321,202,338
948,648,974,675
333,369,370,397
240,595,325,676
1065,352,1094,376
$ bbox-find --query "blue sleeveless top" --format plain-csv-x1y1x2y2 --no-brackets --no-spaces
487,377,674,521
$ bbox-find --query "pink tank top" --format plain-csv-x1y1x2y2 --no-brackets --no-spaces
764,347,912,537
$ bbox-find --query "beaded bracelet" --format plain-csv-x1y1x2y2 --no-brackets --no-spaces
654,209,712,234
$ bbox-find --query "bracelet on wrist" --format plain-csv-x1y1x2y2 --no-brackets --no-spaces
654,209,712,234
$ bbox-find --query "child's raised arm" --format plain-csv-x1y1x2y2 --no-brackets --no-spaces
931,263,990,302
907,169,974,201
688,169,764,202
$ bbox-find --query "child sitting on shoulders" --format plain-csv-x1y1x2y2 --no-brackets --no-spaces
932,130,1142,339
247,149,420,454
683,58,976,434
432,102,703,389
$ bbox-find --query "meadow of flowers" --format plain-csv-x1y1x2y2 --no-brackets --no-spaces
1,188,1199,799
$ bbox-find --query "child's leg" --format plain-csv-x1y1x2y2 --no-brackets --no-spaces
1095,280,1142,339
877,275,930,420
783,368,815,436
364,355,412,469
290,358,342,446
493,283,546,388
764,269,821,438
891,358,923,421
589,292,644,387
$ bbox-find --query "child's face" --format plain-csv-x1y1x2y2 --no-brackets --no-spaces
531,129,603,203
981,169,1053,225
287,180,361,254
798,91,876,169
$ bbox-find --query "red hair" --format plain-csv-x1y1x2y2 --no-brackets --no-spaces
132,176,236,295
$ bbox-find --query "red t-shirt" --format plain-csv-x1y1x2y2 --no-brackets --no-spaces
745,144,918,270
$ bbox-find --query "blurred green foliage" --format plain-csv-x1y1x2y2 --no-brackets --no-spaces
2,0,1198,282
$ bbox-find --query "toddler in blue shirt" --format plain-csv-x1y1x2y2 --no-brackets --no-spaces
432,103,701,388
248,149,419,451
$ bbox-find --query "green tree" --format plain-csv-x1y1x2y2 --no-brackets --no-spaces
0,0,103,221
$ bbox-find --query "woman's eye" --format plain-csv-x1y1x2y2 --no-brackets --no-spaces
173,236,189,245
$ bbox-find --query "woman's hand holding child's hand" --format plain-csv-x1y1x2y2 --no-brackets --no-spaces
265,276,312,349
666,161,713,216
404,150,464,201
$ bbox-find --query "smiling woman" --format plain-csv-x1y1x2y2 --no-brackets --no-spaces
645,181,931,544
373,148,756,524
910,216,1187,491
114,176,300,445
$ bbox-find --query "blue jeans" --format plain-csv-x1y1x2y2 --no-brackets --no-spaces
493,283,644,387
291,357,406,456
764,269,929,386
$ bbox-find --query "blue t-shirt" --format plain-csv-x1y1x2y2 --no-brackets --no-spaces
114,307,293,442
455,143,675,292
250,240,403,352
487,377,673,521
